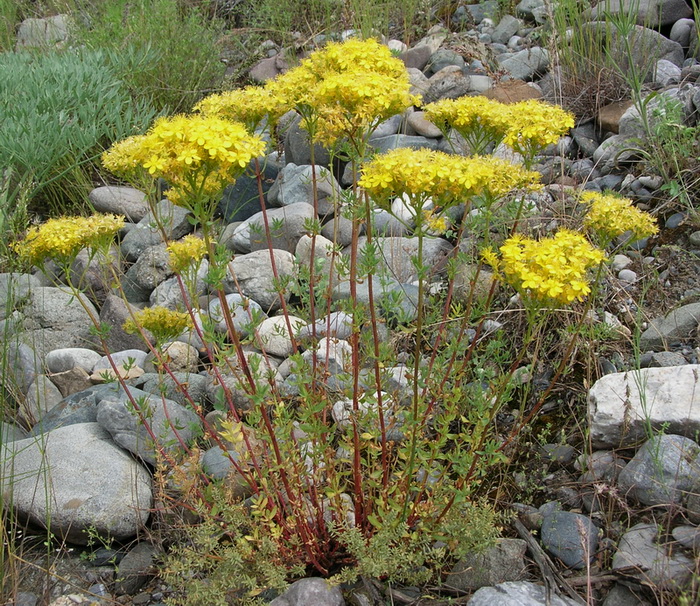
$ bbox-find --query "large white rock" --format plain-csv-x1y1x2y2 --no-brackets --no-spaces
1,423,151,544
588,365,700,448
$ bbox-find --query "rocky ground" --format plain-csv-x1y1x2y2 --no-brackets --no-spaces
4,0,700,605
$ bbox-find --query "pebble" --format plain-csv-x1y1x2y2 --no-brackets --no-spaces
617,269,637,282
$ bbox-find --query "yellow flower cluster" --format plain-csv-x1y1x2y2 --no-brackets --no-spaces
167,235,208,273
194,86,283,131
484,229,606,305
269,38,415,144
14,214,124,265
123,306,193,342
580,191,658,242
424,96,512,153
102,115,266,207
501,99,575,158
423,97,575,159
358,148,540,209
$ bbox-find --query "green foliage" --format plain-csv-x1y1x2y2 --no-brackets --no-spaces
73,0,227,113
0,48,156,261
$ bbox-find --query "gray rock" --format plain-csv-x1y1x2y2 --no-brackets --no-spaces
134,371,208,408
143,341,199,373
602,583,653,606
368,114,403,140
516,0,546,21
208,293,265,336
592,135,638,174
589,0,691,28
492,15,522,45
149,259,208,310
223,249,296,312
607,24,685,81
22,287,100,359
122,244,173,303
498,47,549,81
541,511,598,569
269,577,344,606
120,199,193,262
426,49,466,75
423,66,472,103
467,581,581,606
589,364,700,447
406,67,431,101
321,213,359,248
93,350,149,373
449,539,527,590
284,113,332,168
379,283,420,326
613,523,694,589
617,269,637,282
16,15,70,49
22,375,64,425
648,351,687,367
617,434,700,506
297,311,353,341
654,59,681,86
256,315,306,357
619,88,694,141
0,423,151,544
0,273,40,320
369,134,440,154
400,45,432,70
233,202,315,254
670,18,694,47
28,384,125,436
350,236,453,283
99,294,153,353
46,348,102,374
2,341,39,395
302,337,353,375
406,111,443,138
268,163,341,217
88,187,149,222
465,1,499,24
69,247,119,306
200,446,252,498
96,388,201,465
672,525,700,551
1,421,28,443
571,123,600,158
48,366,93,398
640,302,700,349
114,542,158,596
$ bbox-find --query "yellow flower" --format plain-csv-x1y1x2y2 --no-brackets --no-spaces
486,229,605,305
581,191,658,242
167,235,208,273
423,209,449,234
501,100,575,158
123,306,193,342
359,148,540,210
102,115,266,208
194,85,284,131
14,214,124,265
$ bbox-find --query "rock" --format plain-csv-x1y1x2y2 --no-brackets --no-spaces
620,88,694,141
613,523,694,589
592,135,638,174
541,510,598,569
672,525,700,551
617,269,637,282
516,0,546,21
46,348,103,374
484,79,542,103
597,100,634,134
149,259,208,310
268,163,341,216
96,388,201,465
617,434,700,506
0,273,41,320
369,134,440,153
640,302,700,349
269,577,344,606
465,1,499,24
2,341,40,395
201,445,253,497
492,15,522,45
670,18,694,47
223,249,296,312
350,236,453,283
49,366,93,398
400,45,433,70
588,365,700,447
143,341,199,373
120,199,193,262
322,213,358,248
99,294,153,353
655,59,681,86
467,581,581,606
648,351,687,367
22,375,64,424
248,56,282,82
233,202,315,253
70,246,120,306
453,265,496,304
22,287,100,359
406,67,431,101
1,421,28,443
297,311,353,341
114,542,159,595
406,111,442,138
218,161,278,224
302,338,353,374
135,371,208,408
589,0,691,28
93,350,149,374
16,15,71,50
295,234,341,287
424,66,472,103
284,113,332,167
1,423,151,544
208,293,265,336
606,24,684,81
88,187,149,222
256,315,306,357
426,49,466,75
369,115,403,140
28,384,126,436
498,47,549,81
449,539,527,590
122,244,173,303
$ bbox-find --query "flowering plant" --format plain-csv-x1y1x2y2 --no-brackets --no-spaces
581,191,658,244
